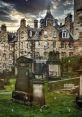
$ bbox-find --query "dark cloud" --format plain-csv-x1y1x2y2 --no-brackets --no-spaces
0,0,74,24
51,0,74,22
0,1,17,22
1,0,51,14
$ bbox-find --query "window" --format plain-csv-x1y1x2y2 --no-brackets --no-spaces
20,51,24,55
3,53,6,60
44,41,48,49
0,51,1,56
9,53,12,59
21,42,23,48
69,43,73,48
30,31,32,37
61,52,66,57
62,32,66,38
53,41,56,48
35,42,40,48
28,42,31,48
21,36,24,39
69,52,73,56
28,52,31,58
61,42,64,48
44,52,48,57
65,43,67,48
62,30,69,38
3,63,6,69
53,31,57,38
35,52,40,58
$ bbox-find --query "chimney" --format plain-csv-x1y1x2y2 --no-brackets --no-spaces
34,20,38,28
20,18,26,27
60,23,62,27
1,24,7,32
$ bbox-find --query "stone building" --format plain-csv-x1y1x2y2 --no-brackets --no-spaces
74,0,82,40
0,6,75,74
15,19,31,59
29,7,74,59
0,25,12,72
74,0,82,55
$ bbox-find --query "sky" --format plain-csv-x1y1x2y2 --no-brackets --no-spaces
0,0,74,32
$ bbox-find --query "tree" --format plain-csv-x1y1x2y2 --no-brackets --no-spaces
61,56,80,77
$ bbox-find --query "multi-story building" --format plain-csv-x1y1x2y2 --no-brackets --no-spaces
29,7,74,59
0,25,13,72
15,19,31,59
74,0,82,55
0,6,75,73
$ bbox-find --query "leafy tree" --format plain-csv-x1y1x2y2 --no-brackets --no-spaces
61,56,80,77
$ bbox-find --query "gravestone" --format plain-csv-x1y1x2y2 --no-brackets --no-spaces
33,80,45,106
76,57,82,107
12,56,33,104
47,59,61,79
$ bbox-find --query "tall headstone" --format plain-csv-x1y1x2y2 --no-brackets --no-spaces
12,56,33,104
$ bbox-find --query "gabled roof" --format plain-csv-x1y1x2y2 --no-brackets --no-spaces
59,25,74,42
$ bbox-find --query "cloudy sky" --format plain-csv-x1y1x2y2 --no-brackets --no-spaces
0,0,74,31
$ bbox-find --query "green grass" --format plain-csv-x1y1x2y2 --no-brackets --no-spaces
0,91,82,117
0,79,82,117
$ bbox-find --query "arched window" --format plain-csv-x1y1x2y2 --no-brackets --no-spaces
44,41,48,48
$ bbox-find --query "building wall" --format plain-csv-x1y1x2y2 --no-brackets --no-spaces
0,9,75,73
74,0,82,40
15,19,31,59
74,0,82,55
0,27,12,72
34,24,74,59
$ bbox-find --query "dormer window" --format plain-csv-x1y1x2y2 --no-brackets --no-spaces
62,30,69,38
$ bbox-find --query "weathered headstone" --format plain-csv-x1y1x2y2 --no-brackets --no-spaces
47,59,61,79
12,56,33,104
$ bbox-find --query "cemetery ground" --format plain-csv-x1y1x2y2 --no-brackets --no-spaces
0,79,82,117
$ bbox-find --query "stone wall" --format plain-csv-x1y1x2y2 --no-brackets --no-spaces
48,77,80,91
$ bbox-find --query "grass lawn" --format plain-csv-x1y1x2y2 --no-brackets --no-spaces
0,79,82,117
